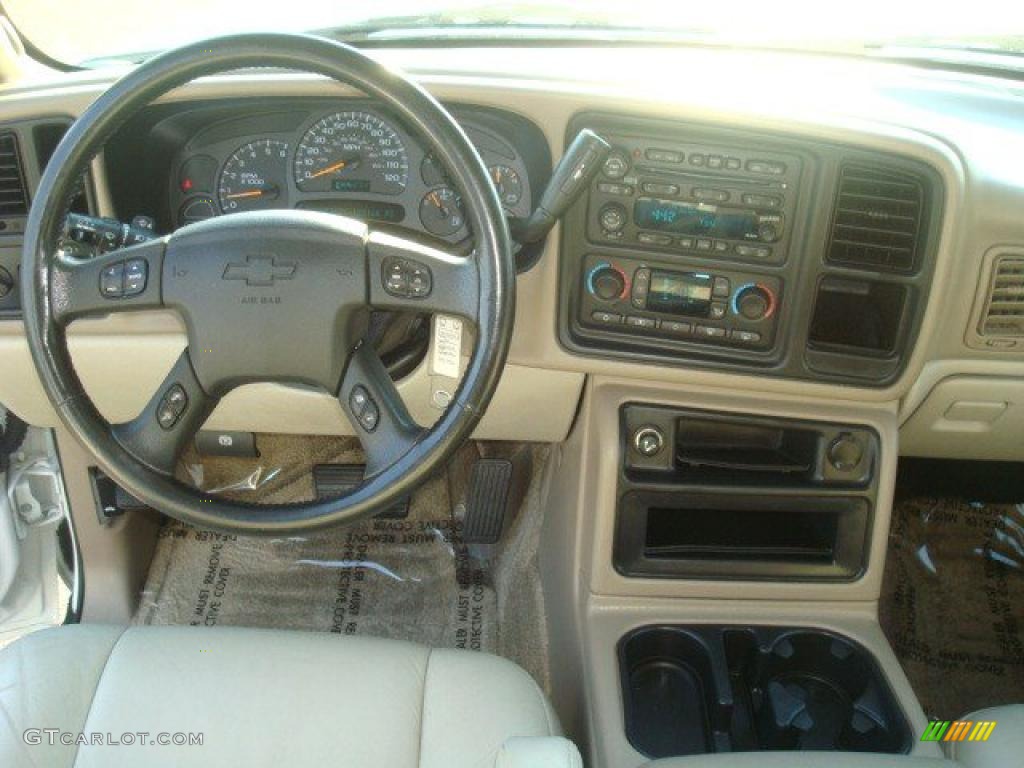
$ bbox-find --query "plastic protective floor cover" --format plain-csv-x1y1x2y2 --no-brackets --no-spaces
134,436,548,674
880,496,1024,720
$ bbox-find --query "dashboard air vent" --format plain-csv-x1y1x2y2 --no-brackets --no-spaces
980,256,1024,337
827,163,925,272
0,132,28,216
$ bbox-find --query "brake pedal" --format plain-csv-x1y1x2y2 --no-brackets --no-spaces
313,464,409,519
463,458,514,544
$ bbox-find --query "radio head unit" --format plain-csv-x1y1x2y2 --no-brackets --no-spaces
586,135,802,266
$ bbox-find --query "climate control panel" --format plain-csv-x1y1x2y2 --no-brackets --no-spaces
580,254,781,350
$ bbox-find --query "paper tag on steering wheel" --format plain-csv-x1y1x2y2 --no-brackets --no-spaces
431,315,463,380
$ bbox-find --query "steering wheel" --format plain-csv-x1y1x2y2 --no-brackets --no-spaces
20,34,515,532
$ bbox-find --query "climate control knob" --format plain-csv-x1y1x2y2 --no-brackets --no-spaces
598,203,627,233
732,283,776,321
587,263,628,301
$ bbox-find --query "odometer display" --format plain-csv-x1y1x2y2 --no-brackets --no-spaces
294,111,409,195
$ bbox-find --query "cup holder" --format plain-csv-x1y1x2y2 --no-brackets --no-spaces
620,626,911,759
750,632,908,752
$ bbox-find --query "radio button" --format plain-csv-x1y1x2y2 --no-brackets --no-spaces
598,182,634,196
637,232,672,246
713,240,729,253
746,159,786,175
626,316,656,329
712,277,731,298
734,244,772,259
599,203,628,233
660,320,692,336
709,302,727,320
603,151,630,179
706,155,724,169
645,148,683,163
689,154,706,167
742,193,782,209
758,222,780,242
693,188,729,202
696,238,713,251
731,329,762,344
591,310,622,325
678,237,695,250
642,182,679,196
694,325,727,339
725,157,742,170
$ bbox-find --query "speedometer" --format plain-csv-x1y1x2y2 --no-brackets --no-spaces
293,111,409,195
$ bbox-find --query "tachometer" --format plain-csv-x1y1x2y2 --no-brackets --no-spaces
217,139,289,213
294,111,409,195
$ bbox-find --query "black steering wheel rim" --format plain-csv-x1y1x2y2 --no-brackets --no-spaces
21,33,515,533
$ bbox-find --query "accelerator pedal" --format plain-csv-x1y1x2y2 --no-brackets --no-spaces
462,458,514,544
313,464,409,519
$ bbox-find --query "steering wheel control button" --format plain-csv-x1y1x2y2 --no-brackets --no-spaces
382,257,432,299
349,385,370,414
157,384,188,430
100,262,125,298
123,259,148,296
359,402,380,431
633,427,665,458
348,385,380,432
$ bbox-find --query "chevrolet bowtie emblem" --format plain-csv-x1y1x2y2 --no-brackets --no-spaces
223,255,296,286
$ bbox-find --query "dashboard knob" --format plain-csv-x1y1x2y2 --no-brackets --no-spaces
588,264,627,301
758,222,779,242
733,284,776,321
598,203,627,233
602,150,630,179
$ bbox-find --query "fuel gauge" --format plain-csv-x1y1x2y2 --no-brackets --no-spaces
488,164,523,208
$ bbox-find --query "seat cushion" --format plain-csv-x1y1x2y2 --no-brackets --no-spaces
644,754,956,767
946,705,1024,768
0,624,565,768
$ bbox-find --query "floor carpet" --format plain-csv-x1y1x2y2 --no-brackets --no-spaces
879,496,1024,720
134,436,504,653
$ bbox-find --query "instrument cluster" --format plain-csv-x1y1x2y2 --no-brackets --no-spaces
169,105,533,244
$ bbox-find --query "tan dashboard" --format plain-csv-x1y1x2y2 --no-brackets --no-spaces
0,47,1022,459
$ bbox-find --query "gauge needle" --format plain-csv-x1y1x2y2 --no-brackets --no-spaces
224,185,278,200
307,159,349,180
429,191,451,216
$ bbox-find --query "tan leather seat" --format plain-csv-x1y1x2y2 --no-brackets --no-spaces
643,755,954,768
0,624,580,768
946,705,1024,768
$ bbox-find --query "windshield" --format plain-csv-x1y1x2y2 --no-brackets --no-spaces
7,0,1024,69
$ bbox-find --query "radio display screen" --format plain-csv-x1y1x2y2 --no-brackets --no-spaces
634,197,758,239
646,270,713,316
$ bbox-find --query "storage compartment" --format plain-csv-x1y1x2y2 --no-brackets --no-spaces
620,626,912,759
645,505,840,563
808,277,907,354
616,492,870,580
618,406,879,581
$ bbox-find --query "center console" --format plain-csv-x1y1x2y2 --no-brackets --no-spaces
559,113,943,385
